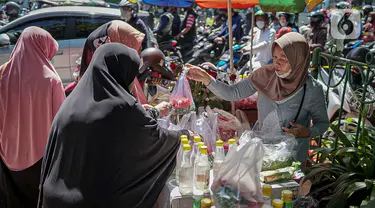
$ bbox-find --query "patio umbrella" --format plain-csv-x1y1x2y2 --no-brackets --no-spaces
142,0,194,7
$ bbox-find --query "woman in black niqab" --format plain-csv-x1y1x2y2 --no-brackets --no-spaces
38,43,189,208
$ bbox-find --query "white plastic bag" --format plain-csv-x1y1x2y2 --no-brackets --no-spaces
211,131,265,208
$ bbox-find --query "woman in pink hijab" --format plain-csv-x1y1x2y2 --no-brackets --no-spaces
0,27,65,207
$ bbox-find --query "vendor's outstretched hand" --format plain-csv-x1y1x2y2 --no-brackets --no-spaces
282,122,311,138
185,64,212,86
155,101,172,117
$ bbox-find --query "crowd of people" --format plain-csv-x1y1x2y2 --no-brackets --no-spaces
0,0,372,207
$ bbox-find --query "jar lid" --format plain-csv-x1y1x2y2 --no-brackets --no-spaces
201,198,212,206
193,190,204,200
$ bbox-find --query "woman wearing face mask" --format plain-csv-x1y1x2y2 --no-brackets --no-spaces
278,12,298,32
241,10,276,74
38,43,192,208
186,32,329,165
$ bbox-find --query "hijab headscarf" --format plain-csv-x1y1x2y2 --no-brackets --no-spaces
39,43,185,208
249,32,310,101
79,20,145,77
0,27,65,171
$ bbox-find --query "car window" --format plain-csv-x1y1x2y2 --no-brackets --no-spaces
75,17,115,39
8,17,66,40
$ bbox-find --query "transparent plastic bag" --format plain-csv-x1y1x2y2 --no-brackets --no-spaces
170,69,195,115
193,111,216,154
235,93,258,110
149,85,171,105
211,131,265,208
132,77,147,104
213,108,242,141
235,109,251,136
246,131,297,171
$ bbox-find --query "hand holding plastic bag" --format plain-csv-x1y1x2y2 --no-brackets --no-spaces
211,131,265,208
170,68,195,115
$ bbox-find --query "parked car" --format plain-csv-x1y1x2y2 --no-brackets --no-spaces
29,0,117,10
0,6,126,84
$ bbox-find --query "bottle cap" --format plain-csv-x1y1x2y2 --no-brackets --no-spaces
194,136,201,143
262,184,272,197
181,138,189,145
282,190,293,202
243,74,248,79
183,144,191,151
200,146,208,155
228,139,236,145
193,190,204,200
201,198,212,206
239,75,243,79
198,142,205,148
216,139,223,147
180,135,188,141
272,199,283,206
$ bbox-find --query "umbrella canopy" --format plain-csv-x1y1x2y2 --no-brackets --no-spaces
142,0,193,7
306,0,324,12
259,0,306,13
195,0,258,9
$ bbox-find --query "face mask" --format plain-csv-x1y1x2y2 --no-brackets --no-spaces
368,17,372,22
256,21,265,29
121,10,132,22
158,9,164,13
280,22,287,27
275,69,292,78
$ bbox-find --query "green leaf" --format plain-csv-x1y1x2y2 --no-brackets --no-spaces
344,182,367,199
367,200,375,207
330,124,354,147
326,193,348,208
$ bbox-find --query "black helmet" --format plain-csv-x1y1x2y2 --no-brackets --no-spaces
118,0,139,13
335,1,350,9
308,11,325,23
363,5,373,15
140,48,175,80
4,2,20,17
141,47,165,66
278,12,292,23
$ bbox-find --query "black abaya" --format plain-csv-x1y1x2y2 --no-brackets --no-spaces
38,43,187,208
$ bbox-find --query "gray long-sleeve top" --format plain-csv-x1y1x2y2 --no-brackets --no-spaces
207,76,329,162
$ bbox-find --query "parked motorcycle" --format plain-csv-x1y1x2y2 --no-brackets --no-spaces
186,36,226,65
216,36,251,72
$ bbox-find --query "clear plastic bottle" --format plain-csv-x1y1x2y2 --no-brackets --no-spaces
195,146,210,194
179,144,194,195
226,138,238,157
213,139,225,178
262,184,272,208
190,136,202,165
176,136,189,185
194,142,205,167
